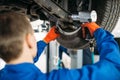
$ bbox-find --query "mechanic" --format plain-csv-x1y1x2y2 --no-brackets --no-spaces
0,11,120,80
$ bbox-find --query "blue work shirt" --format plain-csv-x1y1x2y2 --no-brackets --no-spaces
0,28,120,80
34,40,47,62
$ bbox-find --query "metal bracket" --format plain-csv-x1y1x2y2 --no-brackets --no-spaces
34,0,70,22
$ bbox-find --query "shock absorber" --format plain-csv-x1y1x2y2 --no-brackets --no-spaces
71,10,97,23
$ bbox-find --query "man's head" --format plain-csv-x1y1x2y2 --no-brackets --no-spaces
0,11,37,63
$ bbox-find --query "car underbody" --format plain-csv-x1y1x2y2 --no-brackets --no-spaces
0,0,120,49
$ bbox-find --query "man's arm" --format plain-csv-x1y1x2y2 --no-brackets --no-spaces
95,28,120,63
34,26,59,63
34,40,47,63
44,23,120,80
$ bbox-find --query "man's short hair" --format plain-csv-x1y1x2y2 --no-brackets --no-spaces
0,10,33,62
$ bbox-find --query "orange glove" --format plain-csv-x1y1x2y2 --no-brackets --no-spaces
81,22,100,38
43,26,60,43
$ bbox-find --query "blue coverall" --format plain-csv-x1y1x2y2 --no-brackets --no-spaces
0,28,120,80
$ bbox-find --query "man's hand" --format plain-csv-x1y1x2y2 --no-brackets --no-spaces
81,22,100,38
43,26,60,43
